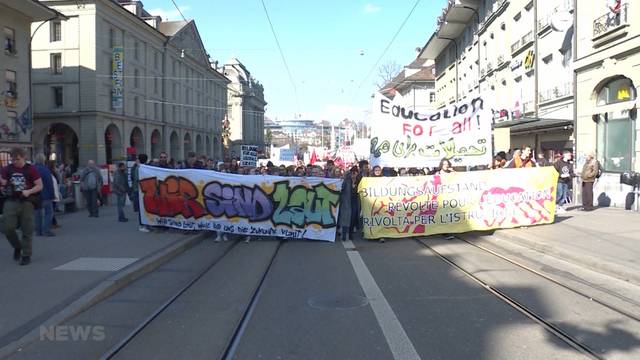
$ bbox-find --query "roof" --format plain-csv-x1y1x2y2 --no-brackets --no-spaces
379,64,435,97
0,0,67,21
406,57,427,69
158,20,189,36
405,66,435,82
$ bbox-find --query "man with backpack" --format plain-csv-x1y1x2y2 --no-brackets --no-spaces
80,160,103,217
1,148,43,265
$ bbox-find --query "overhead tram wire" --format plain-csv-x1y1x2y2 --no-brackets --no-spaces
351,0,422,103
260,0,300,116
170,0,188,22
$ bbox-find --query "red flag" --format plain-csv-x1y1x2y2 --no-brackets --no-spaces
310,149,317,165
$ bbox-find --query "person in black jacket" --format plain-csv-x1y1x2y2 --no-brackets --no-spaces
554,150,575,206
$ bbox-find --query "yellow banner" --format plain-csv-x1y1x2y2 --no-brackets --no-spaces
358,167,558,239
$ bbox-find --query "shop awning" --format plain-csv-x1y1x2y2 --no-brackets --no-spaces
493,118,573,134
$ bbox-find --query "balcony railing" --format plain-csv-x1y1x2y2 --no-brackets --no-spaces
497,55,505,65
538,82,573,103
593,3,629,38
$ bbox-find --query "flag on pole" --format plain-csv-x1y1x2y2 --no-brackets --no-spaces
16,106,31,134
310,149,317,165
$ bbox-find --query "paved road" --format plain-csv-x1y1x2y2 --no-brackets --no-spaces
0,206,193,351
8,230,640,360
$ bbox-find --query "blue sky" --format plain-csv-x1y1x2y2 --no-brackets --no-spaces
143,0,440,123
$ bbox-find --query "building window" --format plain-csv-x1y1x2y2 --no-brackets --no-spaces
50,21,62,42
429,92,436,103
52,86,63,108
173,82,177,99
134,69,140,88
154,77,158,94
5,70,17,98
154,51,159,69
597,114,634,173
597,77,636,106
109,29,115,47
51,53,62,74
4,27,16,54
134,96,140,116
134,41,139,60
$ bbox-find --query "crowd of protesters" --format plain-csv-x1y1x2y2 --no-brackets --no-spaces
2,145,601,266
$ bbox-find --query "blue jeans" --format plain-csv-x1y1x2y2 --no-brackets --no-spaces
85,190,99,216
117,193,127,220
35,200,54,235
132,191,140,213
557,182,569,205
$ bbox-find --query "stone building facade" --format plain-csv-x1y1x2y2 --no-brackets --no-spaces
0,0,62,161
223,58,266,156
31,0,229,167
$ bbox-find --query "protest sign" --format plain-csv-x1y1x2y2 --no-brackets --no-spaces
279,148,295,162
358,167,558,239
369,93,492,168
138,165,342,241
241,145,258,167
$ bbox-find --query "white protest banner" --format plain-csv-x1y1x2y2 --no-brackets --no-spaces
241,145,258,167
370,93,492,168
138,166,342,242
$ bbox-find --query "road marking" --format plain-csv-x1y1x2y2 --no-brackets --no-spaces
342,239,356,250
342,242,421,360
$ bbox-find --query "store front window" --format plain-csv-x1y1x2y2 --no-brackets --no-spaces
597,76,636,106
595,76,637,173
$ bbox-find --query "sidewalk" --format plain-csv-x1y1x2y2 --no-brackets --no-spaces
487,207,640,285
0,205,204,354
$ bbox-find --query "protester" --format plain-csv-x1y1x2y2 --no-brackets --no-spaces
371,165,382,177
185,152,203,169
554,150,575,207
437,158,455,174
338,167,357,241
158,151,171,168
1,147,43,265
492,154,506,169
358,160,370,177
80,160,103,217
34,154,55,237
505,146,538,168
49,161,62,229
132,154,150,232
580,152,599,211
324,160,335,177
112,162,130,222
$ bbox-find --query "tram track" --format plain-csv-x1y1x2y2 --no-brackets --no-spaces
454,236,640,322
413,236,633,360
97,239,284,360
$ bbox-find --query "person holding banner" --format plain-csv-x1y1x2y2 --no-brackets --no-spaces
437,158,456,175
506,146,538,168
338,168,359,241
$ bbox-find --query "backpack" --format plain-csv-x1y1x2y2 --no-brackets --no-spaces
596,161,603,179
81,169,98,191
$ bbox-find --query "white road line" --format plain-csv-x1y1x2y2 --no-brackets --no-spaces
342,242,421,360
342,239,356,250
